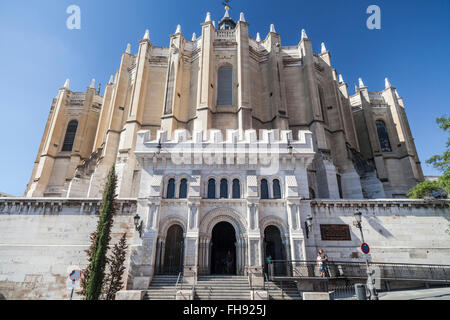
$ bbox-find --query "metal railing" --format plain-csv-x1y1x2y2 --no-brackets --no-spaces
175,272,183,298
268,260,450,283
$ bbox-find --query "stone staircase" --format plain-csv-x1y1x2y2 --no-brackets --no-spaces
195,276,251,300
266,280,301,300
143,275,179,300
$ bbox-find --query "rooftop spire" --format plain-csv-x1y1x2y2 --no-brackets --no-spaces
143,29,150,40
321,42,327,53
126,43,131,54
223,7,230,18
239,12,246,22
90,79,96,89
218,3,236,30
339,74,344,83
205,12,211,23
270,24,276,33
63,79,70,90
256,32,261,42
358,78,365,88
192,33,197,41
175,25,181,34
385,77,391,89
301,29,308,40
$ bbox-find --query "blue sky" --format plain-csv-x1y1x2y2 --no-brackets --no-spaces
0,0,448,196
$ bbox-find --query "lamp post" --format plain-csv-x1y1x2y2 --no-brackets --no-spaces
353,211,378,300
134,214,143,238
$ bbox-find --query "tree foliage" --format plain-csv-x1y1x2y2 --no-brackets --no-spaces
85,167,117,300
79,231,98,296
408,116,449,199
103,233,129,300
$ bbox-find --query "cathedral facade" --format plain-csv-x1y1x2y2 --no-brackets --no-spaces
22,9,429,290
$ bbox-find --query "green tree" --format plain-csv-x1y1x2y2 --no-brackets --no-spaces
103,233,129,300
408,116,450,199
79,230,98,297
85,167,117,300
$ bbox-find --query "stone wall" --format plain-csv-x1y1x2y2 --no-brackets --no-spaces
306,200,450,265
0,197,448,300
0,199,136,300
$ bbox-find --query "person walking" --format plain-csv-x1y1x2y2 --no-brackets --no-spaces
316,252,324,277
319,249,329,277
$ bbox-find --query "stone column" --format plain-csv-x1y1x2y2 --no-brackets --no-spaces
247,202,263,286
286,200,307,276
128,199,161,290
194,18,214,133
184,201,200,284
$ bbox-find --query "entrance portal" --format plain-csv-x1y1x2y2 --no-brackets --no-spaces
161,224,184,275
264,225,286,276
211,222,237,275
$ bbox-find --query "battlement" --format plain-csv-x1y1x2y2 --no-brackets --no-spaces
136,129,315,155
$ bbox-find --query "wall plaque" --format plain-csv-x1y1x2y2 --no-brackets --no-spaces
320,224,351,241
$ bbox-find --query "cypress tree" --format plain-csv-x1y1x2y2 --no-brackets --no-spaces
85,166,117,300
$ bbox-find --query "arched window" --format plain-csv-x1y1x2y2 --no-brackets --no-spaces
62,120,78,152
273,179,282,199
179,179,188,199
217,66,233,106
376,120,392,152
208,179,216,199
232,179,241,199
261,179,269,200
220,179,229,199
167,178,176,199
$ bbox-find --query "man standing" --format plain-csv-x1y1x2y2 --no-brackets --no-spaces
319,249,329,277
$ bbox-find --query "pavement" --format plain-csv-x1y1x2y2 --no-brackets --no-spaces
378,287,450,300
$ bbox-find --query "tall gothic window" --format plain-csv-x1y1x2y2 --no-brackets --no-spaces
208,179,216,199
376,120,392,152
217,66,233,106
179,179,188,199
62,120,78,152
232,179,241,199
261,179,269,200
273,179,282,199
220,179,229,199
167,178,176,199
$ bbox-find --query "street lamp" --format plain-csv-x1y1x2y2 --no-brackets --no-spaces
134,214,143,238
305,215,313,239
353,210,378,300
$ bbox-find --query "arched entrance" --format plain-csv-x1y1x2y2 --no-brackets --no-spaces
211,222,237,275
264,225,286,276
162,224,184,275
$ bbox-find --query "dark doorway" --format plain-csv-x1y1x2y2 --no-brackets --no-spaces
211,222,237,275
162,225,184,275
264,226,286,276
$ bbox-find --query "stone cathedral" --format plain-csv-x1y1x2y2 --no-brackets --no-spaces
7,9,447,299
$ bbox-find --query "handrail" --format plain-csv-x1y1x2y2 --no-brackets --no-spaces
175,272,183,294
267,260,450,283
270,260,450,268
264,273,270,299
192,270,197,293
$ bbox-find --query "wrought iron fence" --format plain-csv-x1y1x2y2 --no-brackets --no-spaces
268,260,450,283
